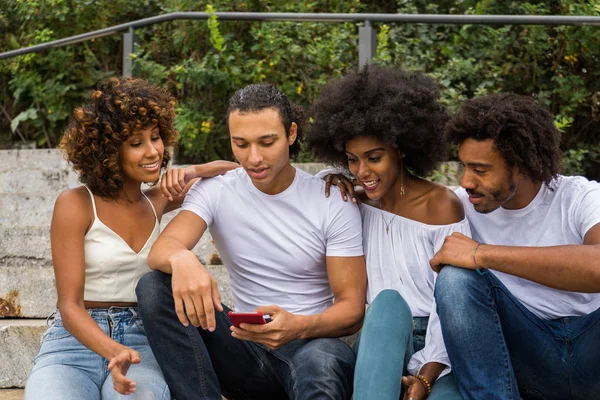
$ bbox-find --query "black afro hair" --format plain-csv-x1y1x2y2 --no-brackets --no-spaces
306,65,449,177
448,93,562,184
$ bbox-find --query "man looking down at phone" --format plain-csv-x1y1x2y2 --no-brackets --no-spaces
136,83,367,400
430,93,600,399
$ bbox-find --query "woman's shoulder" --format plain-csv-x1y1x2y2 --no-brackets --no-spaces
55,186,92,209
53,186,94,230
422,181,465,225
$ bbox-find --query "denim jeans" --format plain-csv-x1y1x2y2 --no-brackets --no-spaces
25,307,169,400
435,266,600,400
354,290,462,400
136,270,356,400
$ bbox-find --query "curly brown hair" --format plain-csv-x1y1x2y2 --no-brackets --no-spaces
447,93,562,185
306,65,449,177
60,77,178,198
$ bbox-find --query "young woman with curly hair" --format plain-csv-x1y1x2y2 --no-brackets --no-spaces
307,66,468,400
24,77,237,400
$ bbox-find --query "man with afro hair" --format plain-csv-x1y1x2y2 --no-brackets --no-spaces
431,93,600,399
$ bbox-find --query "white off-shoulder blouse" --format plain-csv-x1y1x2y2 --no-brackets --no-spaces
360,203,471,377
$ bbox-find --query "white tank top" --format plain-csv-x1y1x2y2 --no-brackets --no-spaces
82,186,160,302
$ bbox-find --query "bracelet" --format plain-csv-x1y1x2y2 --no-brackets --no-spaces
473,242,482,269
416,375,432,397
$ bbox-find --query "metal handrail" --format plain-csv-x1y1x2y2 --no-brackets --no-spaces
1,12,600,61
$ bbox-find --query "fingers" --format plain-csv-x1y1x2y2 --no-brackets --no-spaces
211,278,223,312
173,293,189,327
112,370,136,395
401,377,410,400
429,251,444,273
402,376,422,400
160,172,171,200
184,294,204,328
176,168,186,192
255,304,280,316
345,183,359,204
337,182,348,201
325,175,332,197
202,288,216,331
112,368,136,395
161,169,187,201
108,351,139,395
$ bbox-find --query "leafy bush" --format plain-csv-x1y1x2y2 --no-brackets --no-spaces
1,0,599,179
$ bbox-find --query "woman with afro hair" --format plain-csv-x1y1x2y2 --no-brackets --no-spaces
307,66,468,400
25,77,237,400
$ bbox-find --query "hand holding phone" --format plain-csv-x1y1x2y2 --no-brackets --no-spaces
228,311,272,328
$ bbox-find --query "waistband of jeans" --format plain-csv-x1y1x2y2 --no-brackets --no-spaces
413,316,429,331
50,307,138,322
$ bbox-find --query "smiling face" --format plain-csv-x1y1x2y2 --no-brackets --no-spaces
119,124,164,185
345,135,402,201
458,138,519,214
228,108,297,194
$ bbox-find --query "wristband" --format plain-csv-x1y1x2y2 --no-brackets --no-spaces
416,375,432,397
473,242,482,268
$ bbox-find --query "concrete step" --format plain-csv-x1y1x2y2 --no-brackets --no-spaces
0,389,23,400
0,149,69,172
0,265,233,388
0,319,46,388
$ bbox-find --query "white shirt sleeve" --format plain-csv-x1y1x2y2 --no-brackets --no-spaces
571,182,600,239
407,219,472,379
325,196,364,257
181,178,221,226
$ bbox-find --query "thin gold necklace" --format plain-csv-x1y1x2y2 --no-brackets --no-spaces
380,163,408,235
381,208,397,235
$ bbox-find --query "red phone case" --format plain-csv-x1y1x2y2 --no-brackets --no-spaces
228,311,267,327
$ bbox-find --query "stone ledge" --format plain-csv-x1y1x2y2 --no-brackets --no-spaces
0,389,24,399
0,319,46,388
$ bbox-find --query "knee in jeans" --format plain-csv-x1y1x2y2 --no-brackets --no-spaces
435,266,477,302
295,339,354,376
369,290,411,322
136,270,169,311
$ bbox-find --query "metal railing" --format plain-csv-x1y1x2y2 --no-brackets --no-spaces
1,12,600,75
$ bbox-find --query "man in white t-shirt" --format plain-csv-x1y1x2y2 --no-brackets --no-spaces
430,93,600,400
136,84,366,400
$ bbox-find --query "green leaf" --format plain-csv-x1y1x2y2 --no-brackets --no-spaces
10,108,38,132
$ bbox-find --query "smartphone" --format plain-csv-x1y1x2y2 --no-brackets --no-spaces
228,311,272,328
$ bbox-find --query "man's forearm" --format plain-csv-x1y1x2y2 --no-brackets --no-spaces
296,299,364,340
478,244,600,292
147,235,192,274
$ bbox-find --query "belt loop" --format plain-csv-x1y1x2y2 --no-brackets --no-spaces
129,307,138,325
46,310,57,327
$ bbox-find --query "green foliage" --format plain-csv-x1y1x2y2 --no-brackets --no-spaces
373,0,600,178
1,0,599,180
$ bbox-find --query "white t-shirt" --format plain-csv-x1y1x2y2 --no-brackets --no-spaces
182,167,364,316
361,204,471,378
457,175,600,320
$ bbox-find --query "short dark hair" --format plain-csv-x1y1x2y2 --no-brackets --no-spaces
448,93,562,184
226,83,305,157
60,77,178,199
306,65,449,177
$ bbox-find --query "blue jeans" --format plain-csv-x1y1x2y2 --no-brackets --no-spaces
136,270,356,400
354,290,462,400
25,307,169,400
435,266,600,400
